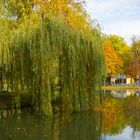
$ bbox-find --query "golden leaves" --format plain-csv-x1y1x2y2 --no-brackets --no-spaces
103,40,123,76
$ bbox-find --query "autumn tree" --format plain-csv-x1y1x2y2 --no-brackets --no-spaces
103,40,123,76
108,35,128,55
127,38,140,81
106,35,130,74
121,46,132,74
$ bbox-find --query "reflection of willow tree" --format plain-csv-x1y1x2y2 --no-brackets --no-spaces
0,113,101,140
96,96,126,135
124,96,140,136
53,113,101,140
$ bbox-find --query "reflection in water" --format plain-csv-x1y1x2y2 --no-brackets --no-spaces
110,90,140,99
124,96,140,139
0,90,140,140
98,98,126,135
101,91,140,140
0,109,21,119
0,112,101,140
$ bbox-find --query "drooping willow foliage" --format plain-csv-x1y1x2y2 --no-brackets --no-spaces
0,1,105,116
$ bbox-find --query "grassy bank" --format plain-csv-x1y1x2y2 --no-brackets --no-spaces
101,86,140,90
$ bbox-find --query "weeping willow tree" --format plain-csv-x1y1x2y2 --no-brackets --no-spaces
0,0,106,116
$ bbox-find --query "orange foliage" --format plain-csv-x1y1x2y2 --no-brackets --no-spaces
101,98,125,135
103,40,123,76
127,39,140,79
127,63,140,79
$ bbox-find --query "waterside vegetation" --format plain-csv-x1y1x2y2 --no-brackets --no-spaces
0,0,105,117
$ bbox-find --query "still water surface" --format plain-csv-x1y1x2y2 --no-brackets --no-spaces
0,90,140,140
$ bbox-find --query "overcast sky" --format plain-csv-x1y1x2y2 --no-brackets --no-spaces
85,0,140,44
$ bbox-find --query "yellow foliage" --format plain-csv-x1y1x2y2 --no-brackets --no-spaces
103,40,123,76
44,0,90,31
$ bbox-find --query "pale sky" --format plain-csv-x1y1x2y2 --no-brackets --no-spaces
85,0,140,44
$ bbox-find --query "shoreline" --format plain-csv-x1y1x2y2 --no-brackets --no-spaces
101,86,140,90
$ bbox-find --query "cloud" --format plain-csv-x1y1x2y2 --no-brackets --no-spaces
104,20,140,43
86,0,140,17
85,0,140,43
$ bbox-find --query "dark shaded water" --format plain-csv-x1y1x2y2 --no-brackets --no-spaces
0,90,140,140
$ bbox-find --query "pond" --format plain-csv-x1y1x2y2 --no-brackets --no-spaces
0,90,140,140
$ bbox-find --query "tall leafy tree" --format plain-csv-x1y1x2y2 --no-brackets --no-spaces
104,35,130,75
108,35,128,56
127,38,140,80
0,0,105,116
103,40,123,76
